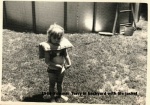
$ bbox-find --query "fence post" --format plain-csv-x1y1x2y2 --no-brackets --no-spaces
32,1,36,33
64,2,67,32
3,1,7,28
92,2,96,32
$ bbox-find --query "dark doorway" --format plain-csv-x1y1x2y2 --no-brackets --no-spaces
139,3,148,20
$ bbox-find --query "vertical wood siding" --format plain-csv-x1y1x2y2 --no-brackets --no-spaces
5,1,33,31
95,3,117,32
67,2,94,33
35,2,64,33
3,2,139,33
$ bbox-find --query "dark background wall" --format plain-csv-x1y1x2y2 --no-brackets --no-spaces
3,2,143,34
139,3,148,20
35,2,64,33
3,1,33,31
95,3,117,32
67,2,94,33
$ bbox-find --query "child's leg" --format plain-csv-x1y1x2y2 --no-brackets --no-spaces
56,72,65,97
48,73,57,98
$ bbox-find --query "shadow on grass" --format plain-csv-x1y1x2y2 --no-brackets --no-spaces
22,94,50,102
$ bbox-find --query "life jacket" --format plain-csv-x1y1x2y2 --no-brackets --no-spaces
39,37,73,59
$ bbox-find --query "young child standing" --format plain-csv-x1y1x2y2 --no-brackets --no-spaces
39,24,73,102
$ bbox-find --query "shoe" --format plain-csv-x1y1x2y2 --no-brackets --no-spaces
50,97,56,103
55,95,62,102
55,95,69,102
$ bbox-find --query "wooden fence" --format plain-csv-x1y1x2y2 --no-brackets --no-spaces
3,1,140,33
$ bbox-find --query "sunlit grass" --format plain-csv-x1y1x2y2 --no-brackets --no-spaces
2,29,147,104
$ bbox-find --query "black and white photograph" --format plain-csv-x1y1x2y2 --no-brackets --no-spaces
1,1,149,104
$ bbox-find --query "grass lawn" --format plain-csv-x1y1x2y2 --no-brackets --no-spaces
2,29,147,104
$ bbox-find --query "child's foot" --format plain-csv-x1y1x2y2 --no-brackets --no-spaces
55,95,68,102
55,95,62,102
50,97,56,103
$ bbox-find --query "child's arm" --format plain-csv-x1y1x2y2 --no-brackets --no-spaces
45,51,62,69
64,49,71,69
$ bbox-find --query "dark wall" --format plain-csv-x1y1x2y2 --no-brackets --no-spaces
3,1,33,32
3,2,139,33
140,3,148,20
67,2,94,33
95,3,117,32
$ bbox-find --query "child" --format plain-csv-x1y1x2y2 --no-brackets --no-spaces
39,23,73,102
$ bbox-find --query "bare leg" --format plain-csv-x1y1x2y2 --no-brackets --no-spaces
56,72,65,97
48,73,56,99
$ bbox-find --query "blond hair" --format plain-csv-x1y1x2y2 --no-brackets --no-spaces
47,23,64,42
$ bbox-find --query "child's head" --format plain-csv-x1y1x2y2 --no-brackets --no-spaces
47,23,64,45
